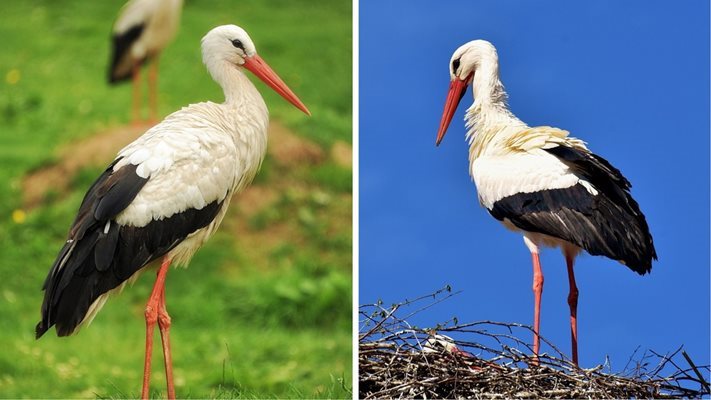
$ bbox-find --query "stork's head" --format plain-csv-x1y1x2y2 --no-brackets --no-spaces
201,25,310,115
436,40,498,145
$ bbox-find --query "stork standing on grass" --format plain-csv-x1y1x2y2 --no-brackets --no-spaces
108,0,183,124
37,24,310,399
435,40,656,366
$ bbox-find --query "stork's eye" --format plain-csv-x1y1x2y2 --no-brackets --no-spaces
452,58,461,73
231,39,244,50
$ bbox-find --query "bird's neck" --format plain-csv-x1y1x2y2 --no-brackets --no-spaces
212,63,264,108
211,62,269,132
471,63,507,108
464,63,525,162
209,62,269,176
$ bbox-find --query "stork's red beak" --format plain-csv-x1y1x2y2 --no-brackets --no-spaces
436,74,471,146
244,54,311,116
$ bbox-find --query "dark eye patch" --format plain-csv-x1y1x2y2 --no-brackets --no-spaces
231,39,244,50
452,58,461,73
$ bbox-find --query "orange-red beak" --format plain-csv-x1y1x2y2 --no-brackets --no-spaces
436,73,471,146
243,54,311,116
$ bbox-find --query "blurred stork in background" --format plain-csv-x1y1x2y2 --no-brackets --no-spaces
436,39,656,367
38,24,310,399
108,0,183,124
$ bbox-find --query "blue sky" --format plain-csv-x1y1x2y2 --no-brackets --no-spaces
359,0,710,370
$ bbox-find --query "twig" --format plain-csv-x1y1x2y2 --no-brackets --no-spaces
359,287,711,399
682,350,711,393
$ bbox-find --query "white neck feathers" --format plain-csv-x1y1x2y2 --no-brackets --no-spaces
206,61,260,107
464,58,526,161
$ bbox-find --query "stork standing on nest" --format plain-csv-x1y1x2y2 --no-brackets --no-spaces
37,24,310,399
435,40,656,366
108,0,183,124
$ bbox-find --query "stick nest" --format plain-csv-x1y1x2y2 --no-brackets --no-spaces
359,287,710,399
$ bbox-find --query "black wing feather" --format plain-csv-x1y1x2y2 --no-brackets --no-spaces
93,164,147,220
489,145,656,275
546,145,632,208
36,160,223,338
94,224,120,272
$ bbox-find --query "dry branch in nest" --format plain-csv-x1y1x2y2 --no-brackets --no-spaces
359,286,710,399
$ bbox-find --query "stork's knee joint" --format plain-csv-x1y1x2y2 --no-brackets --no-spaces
567,288,579,307
158,311,171,328
145,305,158,324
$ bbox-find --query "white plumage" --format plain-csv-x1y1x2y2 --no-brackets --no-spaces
114,100,266,231
472,149,591,209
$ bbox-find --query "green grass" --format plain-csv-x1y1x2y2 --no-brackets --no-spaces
0,0,352,398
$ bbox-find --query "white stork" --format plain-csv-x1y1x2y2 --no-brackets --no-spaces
37,25,310,399
108,0,183,124
435,40,656,366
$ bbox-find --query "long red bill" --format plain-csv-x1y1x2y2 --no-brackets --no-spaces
243,54,311,116
436,76,470,146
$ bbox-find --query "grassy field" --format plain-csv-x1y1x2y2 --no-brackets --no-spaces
0,0,352,398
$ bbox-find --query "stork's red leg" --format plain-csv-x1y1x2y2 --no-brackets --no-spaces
565,253,579,366
148,57,159,124
531,251,544,364
141,257,172,399
132,63,142,126
157,276,176,399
